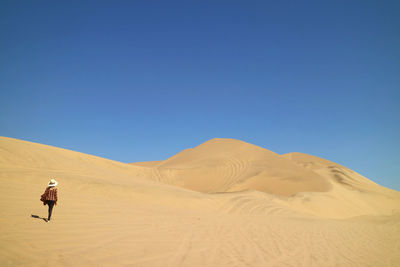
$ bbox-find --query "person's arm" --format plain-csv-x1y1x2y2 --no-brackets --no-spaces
44,188,49,198
40,188,48,204
55,188,58,205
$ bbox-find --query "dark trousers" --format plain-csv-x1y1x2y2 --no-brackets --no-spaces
46,200,55,220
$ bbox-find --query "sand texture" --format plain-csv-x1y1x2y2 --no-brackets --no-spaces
1,136,400,266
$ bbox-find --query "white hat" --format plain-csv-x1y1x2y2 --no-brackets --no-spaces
48,179,58,187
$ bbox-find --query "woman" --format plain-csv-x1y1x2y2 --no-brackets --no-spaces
40,179,58,222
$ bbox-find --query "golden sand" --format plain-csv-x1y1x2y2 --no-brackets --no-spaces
1,136,399,266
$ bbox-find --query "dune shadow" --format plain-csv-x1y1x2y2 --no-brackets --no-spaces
31,214,47,222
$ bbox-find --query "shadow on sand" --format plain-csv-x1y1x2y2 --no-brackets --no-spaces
31,214,48,222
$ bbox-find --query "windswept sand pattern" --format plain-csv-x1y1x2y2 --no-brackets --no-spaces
145,156,250,193
151,166,164,183
214,191,300,217
1,136,400,266
220,157,249,190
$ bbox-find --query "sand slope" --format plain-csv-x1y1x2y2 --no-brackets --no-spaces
1,136,400,266
132,138,331,195
132,138,400,218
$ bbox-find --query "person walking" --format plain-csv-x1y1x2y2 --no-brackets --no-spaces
40,179,58,222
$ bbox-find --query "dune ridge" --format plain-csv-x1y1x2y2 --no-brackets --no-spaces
1,136,399,266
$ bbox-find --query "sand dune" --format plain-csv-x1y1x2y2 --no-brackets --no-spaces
132,138,400,218
132,138,331,195
1,136,400,266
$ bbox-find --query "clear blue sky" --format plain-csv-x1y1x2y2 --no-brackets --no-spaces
1,1,399,190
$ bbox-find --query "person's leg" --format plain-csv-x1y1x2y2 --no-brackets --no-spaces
47,201,55,221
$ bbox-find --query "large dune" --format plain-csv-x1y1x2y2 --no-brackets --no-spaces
132,138,330,195
1,136,399,266
131,138,400,218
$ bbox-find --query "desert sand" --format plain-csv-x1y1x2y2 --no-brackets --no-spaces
0,136,399,266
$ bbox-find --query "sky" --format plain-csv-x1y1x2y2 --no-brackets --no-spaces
1,1,399,190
